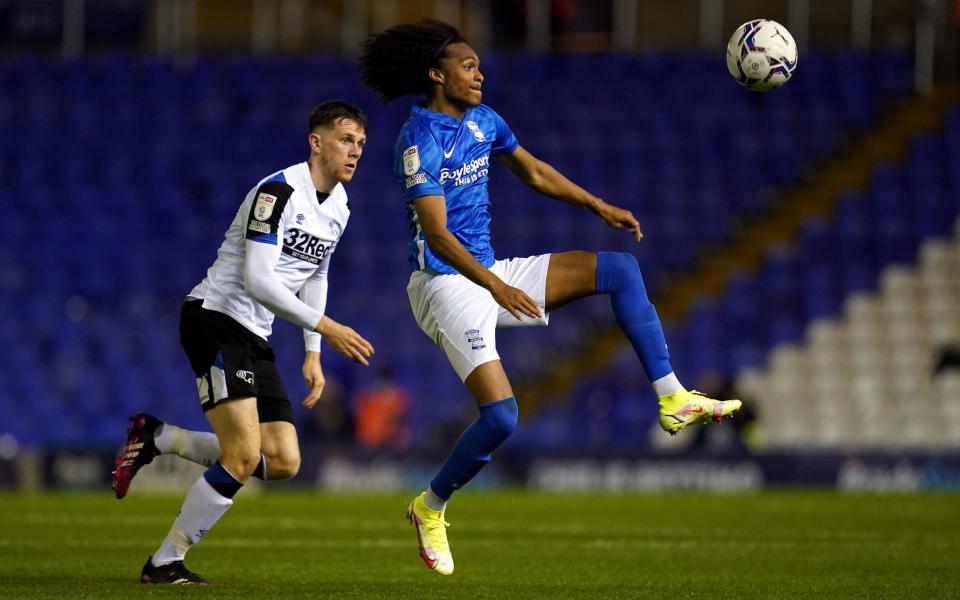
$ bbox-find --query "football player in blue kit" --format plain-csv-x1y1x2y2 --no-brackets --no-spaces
359,21,741,576
113,101,374,584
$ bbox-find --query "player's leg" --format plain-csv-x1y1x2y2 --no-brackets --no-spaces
113,412,220,498
258,421,300,480
545,251,741,434
143,397,260,584
114,412,280,498
426,360,517,506
405,271,519,575
140,300,262,584
408,360,518,576
253,352,301,481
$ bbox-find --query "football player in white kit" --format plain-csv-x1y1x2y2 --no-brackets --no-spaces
113,100,374,585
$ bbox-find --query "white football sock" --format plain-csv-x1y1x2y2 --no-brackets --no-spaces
652,372,685,396
151,475,233,566
155,424,220,467
424,487,448,512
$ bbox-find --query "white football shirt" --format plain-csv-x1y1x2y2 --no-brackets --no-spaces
188,162,349,347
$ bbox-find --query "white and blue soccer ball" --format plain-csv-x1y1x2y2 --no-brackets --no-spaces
726,19,798,92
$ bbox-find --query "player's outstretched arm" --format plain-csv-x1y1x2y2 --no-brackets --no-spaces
413,195,541,320
497,145,643,240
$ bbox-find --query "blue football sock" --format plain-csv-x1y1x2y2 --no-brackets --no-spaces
430,397,518,501
596,251,674,381
203,461,243,499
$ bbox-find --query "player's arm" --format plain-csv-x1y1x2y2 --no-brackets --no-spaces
413,195,541,320
242,183,372,366
243,242,373,366
299,258,328,408
496,145,643,241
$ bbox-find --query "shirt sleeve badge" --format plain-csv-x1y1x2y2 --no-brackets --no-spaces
403,145,420,176
254,192,278,221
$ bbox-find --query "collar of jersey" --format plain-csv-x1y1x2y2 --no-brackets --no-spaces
413,103,474,125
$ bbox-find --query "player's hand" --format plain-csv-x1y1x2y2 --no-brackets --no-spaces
597,201,643,241
489,279,542,321
316,317,375,366
301,352,325,408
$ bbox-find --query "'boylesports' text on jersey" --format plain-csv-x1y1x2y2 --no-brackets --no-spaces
188,162,349,339
395,103,518,274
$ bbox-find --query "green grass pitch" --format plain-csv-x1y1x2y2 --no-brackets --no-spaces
1,490,957,598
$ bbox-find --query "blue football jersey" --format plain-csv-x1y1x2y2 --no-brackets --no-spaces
394,103,519,274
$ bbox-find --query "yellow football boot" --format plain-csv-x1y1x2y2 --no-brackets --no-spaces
659,390,742,435
406,492,454,575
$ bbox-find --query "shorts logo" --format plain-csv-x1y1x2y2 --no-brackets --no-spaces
466,120,486,142
465,328,486,350
197,376,211,404
405,172,427,189
403,145,420,176
235,370,255,385
254,192,277,221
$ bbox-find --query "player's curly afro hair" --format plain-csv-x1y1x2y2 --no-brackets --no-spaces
358,19,466,104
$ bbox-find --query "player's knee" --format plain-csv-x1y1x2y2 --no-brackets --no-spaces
220,447,261,481
597,252,643,293
264,451,301,481
480,396,518,445
609,252,641,282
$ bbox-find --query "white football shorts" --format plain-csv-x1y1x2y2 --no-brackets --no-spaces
407,254,552,381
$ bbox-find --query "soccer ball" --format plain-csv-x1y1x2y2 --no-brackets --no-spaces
726,19,798,91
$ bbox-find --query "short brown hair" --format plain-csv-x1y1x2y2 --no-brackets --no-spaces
308,100,367,133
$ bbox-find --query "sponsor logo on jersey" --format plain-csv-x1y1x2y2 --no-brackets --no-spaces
247,220,271,234
403,145,420,176
235,370,255,385
439,155,490,187
405,172,427,189
254,192,277,221
465,328,486,350
282,227,332,265
466,120,486,142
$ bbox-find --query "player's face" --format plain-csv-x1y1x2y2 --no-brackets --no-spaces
438,43,483,107
313,118,366,183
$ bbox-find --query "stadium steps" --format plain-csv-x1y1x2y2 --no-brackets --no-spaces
736,216,960,449
515,84,960,415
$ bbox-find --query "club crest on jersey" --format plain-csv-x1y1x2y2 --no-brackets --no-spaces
403,145,420,176
466,121,486,142
254,192,277,221
329,219,342,239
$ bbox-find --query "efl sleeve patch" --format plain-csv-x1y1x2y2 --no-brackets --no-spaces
397,127,444,202
245,180,294,243
403,145,420,176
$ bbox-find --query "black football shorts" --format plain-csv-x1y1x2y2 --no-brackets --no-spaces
179,299,293,423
